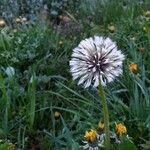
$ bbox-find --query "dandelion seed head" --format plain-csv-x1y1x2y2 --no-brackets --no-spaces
70,36,125,88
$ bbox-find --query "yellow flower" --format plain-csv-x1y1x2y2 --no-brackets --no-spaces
116,123,127,136
108,25,116,33
129,63,138,73
144,11,150,17
54,111,61,118
59,41,63,45
84,129,97,142
8,143,15,150
143,27,147,32
98,121,104,129
15,18,22,23
15,17,27,24
0,19,6,27
12,29,17,33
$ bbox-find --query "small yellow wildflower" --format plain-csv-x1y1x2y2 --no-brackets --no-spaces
98,121,104,129
108,25,116,33
15,18,22,23
12,29,17,33
144,11,150,17
8,143,15,150
54,111,61,118
116,123,127,136
129,63,138,73
0,19,6,27
84,129,97,142
143,27,147,32
59,41,63,45
15,17,27,24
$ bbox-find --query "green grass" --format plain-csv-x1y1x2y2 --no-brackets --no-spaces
0,0,150,149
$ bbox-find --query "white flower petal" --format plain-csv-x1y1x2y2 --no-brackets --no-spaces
78,74,89,85
84,77,92,88
82,143,89,149
93,73,99,87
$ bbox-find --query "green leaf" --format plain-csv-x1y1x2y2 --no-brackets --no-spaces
119,139,137,150
28,71,36,129
140,140,150,149
71,141,80,150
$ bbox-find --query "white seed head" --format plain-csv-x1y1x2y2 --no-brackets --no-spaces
69,36,125,88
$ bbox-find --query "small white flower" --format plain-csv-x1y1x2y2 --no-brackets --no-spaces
82,141,99,150
110,132,121,144
5,66,15,77
97,133,105,147
70,36,125,88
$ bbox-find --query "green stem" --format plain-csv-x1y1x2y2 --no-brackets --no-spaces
98,83,110,150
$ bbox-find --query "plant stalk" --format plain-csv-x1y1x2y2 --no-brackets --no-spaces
98,83,110,150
